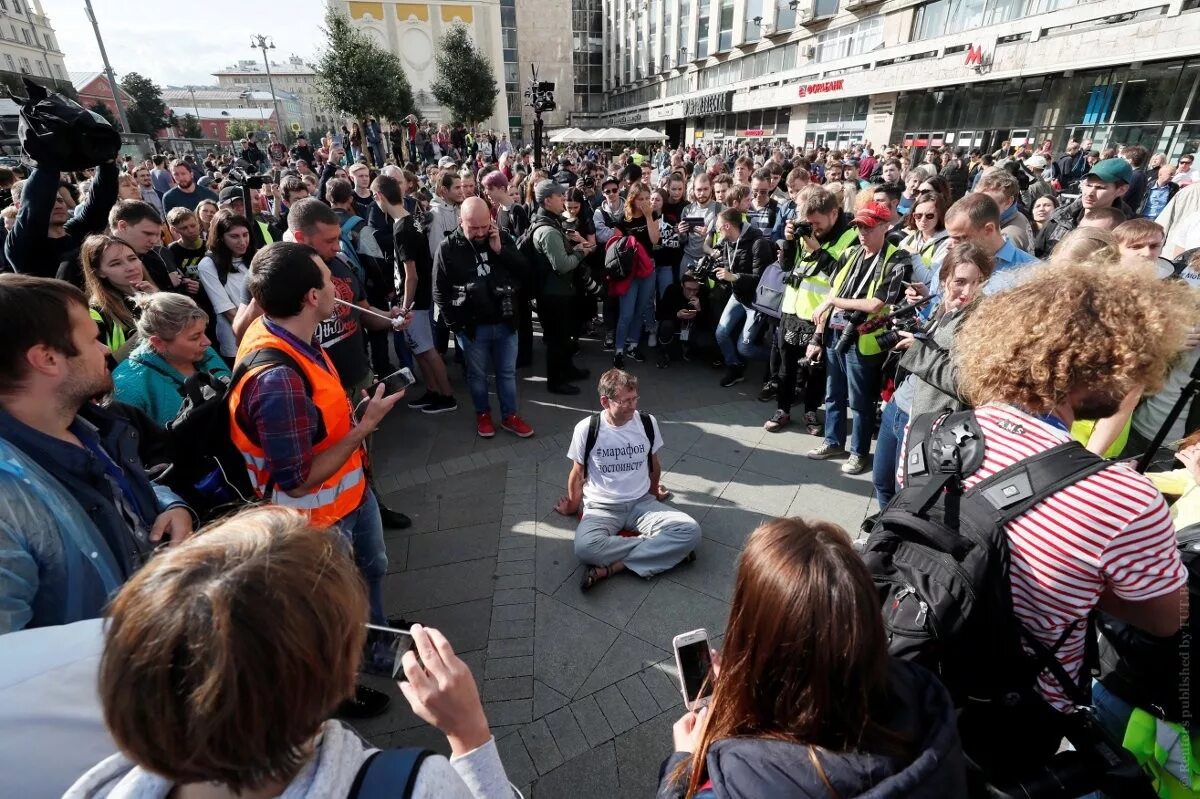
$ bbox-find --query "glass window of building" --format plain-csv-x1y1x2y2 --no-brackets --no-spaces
663,0,673,65
650,0,660,69
913,0,1047,40
696,0,711,58
717,0,734,51
744,0,763,43
776,0,797,29
816,16,882,61
676,0,689,62
814,0,839,17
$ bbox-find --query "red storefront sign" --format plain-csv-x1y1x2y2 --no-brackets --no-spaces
797,79,845,99
742,129,770,137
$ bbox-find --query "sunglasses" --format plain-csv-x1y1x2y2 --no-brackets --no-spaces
913,212,937,220
604,188,619,194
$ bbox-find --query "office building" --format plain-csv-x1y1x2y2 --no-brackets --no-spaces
213,55,335,134
600,0,1200,157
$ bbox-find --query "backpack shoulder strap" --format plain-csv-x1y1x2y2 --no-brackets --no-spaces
347,748,433,799
582,413,601,479
639,411,655,449
965,439,1110,528
230,347,313,397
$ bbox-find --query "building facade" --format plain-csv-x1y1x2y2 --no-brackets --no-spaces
0,0,66,85
600,0,1200,158
70,72,135,122
164,86,309,135
213,56,333,135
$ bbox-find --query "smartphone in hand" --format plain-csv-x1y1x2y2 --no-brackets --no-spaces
363,623,416,679
672,628,713,711
372,367,416,397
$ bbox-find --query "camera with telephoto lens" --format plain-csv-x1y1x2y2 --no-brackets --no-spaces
792,220,814,239
574,264,604,298
834,295,933,356
493,283,516,320
876,313,925,352
692,252,724,283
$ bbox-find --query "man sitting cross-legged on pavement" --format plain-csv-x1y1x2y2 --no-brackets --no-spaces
555,368,701,592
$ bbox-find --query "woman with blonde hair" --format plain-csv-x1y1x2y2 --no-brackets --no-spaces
80,233,158,362
1048,226,1120,265
659,517,965,797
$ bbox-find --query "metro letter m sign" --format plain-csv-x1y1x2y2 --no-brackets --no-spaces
965,45,983,67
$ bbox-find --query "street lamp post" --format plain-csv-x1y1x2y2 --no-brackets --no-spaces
83,0,129,133
250,34,286,141
187,85,200,120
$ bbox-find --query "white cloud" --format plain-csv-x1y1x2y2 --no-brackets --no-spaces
41,0,327,86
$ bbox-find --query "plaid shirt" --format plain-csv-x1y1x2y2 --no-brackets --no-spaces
233,319,331,492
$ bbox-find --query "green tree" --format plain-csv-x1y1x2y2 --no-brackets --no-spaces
226,119,254,142
430,24,497,127
314,9,414,134
178,113,203,138
88,100,117,128
119,72,169,138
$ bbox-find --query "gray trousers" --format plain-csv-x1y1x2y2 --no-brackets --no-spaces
575,495,701,577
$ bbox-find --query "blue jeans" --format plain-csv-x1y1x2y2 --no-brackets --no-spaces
336,489,387,624
873,402,910,508
823,329,883,456
616,273,655,352
655,265,676,299
715,295,769,367
456,323,518,417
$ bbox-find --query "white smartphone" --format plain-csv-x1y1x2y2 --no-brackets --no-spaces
363,623,415,679
672,628,713,711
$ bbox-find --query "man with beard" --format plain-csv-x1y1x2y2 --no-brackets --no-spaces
162,159,218,215
0,275,194,632
920,258,1190,789
433,197,535,439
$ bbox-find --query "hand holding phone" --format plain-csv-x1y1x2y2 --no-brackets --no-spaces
362,623,416,678
673,628,713,711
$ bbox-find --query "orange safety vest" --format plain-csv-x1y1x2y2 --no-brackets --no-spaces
227,317,367,526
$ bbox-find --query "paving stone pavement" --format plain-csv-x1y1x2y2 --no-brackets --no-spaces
352,339,877,796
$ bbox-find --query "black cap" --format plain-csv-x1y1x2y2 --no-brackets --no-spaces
218,185,242,205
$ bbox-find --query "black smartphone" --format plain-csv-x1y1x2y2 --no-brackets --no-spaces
363,623,415,679
372,367,416,397
683,216,706,227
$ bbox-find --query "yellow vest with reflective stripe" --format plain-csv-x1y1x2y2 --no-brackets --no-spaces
830,242,899,357
256,219,274,245
782,226,859,319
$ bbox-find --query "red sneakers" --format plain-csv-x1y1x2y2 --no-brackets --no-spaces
501,414,535,438
476,412,496,438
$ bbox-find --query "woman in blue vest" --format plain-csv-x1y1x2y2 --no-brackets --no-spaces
657,517,966,798
112,292,231,426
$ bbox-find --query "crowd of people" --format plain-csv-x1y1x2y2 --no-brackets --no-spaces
0,80,1199,798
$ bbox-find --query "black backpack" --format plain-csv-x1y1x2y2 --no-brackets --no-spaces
604,235,638,282
581,411,655,478
515,219,559,291
154,348,310,521
861,409,1111,707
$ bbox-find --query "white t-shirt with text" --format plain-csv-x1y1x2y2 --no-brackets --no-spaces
568,412,663,504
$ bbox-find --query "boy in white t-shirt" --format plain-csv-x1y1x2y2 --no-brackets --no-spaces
556,369,701,591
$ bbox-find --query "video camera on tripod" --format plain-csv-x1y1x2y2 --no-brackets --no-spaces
833,295,933,356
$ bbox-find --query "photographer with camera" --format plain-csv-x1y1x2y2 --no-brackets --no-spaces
765,186,857,433
807,202,912,474
433,197,535,439
712,208,775,387
871,242,993,508
528,180,594,396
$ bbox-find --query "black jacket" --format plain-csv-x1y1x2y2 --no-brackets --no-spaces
656,660,967,799
432,226,530,336
940,159,969,201
719,223,774,306
1034,196,1137,258
4,161,118,280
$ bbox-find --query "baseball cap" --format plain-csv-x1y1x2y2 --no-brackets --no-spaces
852,202,893,229
1084,157,1132,185
534,179,566,204
438,156,456,168
1024,154,1048,170
218,185,242,205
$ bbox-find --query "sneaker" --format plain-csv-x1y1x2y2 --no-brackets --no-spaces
757,381,778,402
842,452,869,475
407,389,438,410
421,394,458,414
626,345,646,363
764,410,790,432
336,683,391,719
613,351,625,369
806,442,845,460
501,414,535,438
602,334,616,352
476,412,496,438
804,411,821,436
719,364,746,388
647,330,658,347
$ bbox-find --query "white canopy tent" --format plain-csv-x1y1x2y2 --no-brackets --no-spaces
548,127,583,144
629,127,667,141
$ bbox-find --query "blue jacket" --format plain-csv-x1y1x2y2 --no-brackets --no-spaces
657,659,966,798
111,342,231,426
0,404,189,633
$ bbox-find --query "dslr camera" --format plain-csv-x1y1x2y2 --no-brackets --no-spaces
876,313,925,351
493,283,516,321
692,252,724,283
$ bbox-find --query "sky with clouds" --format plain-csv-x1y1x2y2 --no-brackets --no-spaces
42,0,327,87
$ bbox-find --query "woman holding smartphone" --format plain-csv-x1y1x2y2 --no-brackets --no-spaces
658,517,965,798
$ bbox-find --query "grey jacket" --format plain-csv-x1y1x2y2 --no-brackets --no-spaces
898,304,973,419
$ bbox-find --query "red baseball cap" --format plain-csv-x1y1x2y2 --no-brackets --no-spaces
853,202,893,229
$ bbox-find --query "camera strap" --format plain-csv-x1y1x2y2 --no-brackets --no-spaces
837,247,883,301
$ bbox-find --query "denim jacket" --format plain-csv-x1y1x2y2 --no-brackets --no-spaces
0,404,189,633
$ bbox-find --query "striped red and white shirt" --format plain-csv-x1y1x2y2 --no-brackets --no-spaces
901,404,1186,709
